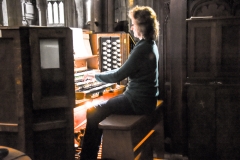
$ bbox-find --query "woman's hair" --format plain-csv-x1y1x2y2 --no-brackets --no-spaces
128,6,159,40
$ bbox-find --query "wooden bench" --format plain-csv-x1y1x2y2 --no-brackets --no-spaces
98,100,164,160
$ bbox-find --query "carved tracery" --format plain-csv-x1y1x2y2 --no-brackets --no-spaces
190,1,232,17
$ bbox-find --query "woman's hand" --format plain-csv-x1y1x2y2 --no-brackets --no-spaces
83,73,96,81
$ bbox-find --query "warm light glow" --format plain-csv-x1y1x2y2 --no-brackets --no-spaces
0,123,18,126
129,0,134,7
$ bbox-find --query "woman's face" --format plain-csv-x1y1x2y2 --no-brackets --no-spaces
130,18,142,39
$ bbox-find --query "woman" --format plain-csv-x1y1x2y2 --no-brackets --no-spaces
80,6,160,160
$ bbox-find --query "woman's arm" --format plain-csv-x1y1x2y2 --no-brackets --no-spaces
95,46,142,83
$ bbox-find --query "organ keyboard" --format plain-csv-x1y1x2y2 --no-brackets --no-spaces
74,69,117,99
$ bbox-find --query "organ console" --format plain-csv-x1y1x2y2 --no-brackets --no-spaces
73,29,135,157
0,26,134,160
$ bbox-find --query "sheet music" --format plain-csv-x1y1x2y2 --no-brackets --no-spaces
71,28,93,58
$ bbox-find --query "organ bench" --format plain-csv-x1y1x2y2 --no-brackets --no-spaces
99,100,164,160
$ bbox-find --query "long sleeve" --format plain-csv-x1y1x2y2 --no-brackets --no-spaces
95,40,144,83
95,39,159,114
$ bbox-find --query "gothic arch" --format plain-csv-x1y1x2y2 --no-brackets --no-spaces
190,0,232,17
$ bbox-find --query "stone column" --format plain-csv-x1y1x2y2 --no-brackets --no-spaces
5,0,22,26
36,0,47,26
74,0,84,28
102,0,115,32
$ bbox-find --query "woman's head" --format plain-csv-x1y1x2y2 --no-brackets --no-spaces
128,6,159,40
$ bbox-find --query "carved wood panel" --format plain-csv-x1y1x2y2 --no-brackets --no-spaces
188,0,240,18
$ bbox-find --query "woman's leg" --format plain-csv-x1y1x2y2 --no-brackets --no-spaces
80,94,135,160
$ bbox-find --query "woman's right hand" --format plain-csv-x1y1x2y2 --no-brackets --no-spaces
83,73,96,81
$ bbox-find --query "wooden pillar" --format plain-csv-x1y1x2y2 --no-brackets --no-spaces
169,0,187,155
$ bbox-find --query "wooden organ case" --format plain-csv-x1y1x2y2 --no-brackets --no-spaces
73,31,135,157
186,17,240,160
0,27,75,160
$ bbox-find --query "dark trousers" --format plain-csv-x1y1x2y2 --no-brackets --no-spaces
80,94,136,160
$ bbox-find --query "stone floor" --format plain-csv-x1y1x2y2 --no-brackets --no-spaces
75,149,189,160
74,138,189,160
158,153,188,160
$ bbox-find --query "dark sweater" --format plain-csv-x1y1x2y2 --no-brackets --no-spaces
95,39,159,114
